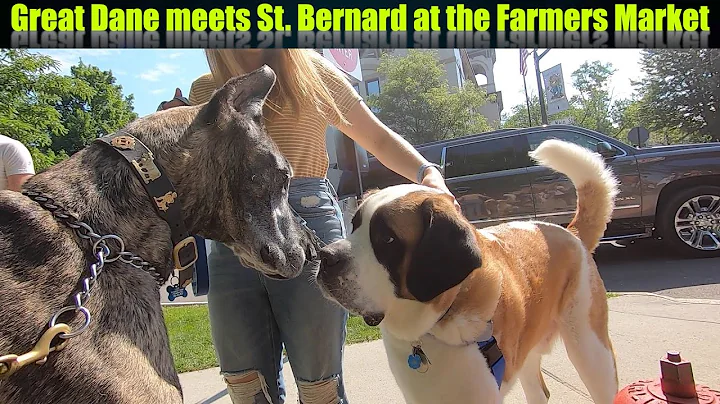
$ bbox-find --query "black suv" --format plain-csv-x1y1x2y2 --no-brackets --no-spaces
360,125,720,258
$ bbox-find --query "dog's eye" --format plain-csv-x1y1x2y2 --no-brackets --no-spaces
385,235,395,244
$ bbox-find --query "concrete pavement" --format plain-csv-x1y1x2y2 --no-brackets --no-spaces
178,293,720,403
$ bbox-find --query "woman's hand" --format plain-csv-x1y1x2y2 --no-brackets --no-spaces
421,167,462,213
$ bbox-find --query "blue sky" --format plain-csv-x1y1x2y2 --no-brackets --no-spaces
32,49,644,119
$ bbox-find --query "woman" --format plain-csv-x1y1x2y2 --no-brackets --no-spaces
165,49,457,404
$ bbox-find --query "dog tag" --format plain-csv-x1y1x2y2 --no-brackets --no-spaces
166,284,188,302
408,345,431,373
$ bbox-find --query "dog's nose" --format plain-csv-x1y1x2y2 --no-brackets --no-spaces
319,248,341,269
261,245,282,267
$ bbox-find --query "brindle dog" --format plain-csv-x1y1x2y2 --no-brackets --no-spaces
0,65,316,404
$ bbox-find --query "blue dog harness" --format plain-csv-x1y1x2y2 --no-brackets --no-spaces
477,336,506,388
408,321,506,389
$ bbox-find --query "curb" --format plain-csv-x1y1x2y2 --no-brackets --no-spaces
614,291,720,305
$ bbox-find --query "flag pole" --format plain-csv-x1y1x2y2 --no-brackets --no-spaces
522,74,532,126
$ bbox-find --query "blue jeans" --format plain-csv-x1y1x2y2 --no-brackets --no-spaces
207,177,349,404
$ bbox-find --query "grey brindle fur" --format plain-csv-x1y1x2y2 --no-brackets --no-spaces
0,65,315,403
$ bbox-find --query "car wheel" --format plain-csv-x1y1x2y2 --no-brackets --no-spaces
659,185,720,258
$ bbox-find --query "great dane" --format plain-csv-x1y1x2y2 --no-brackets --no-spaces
0,65,316,404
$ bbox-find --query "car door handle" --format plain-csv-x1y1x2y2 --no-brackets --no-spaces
454,186,471,194
536,174,563,183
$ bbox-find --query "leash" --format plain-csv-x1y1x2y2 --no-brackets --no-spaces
0,131,197,379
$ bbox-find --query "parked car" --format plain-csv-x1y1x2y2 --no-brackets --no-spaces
361,125,720,258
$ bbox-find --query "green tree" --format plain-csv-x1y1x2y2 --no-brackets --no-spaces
564,61,617,135
0,49,91,170
502,94,542,128
366,50,493,145
51,61,137,155
634,49,719,142
502,61,634,139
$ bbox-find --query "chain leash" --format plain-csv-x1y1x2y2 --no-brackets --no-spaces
0,191,166,380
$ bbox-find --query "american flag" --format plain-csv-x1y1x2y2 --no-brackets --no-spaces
520,48,530,76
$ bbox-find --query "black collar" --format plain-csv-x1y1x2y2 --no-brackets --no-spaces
95,132,198,288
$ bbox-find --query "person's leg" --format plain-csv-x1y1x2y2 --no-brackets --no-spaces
206,240,287,404
266,178,350,404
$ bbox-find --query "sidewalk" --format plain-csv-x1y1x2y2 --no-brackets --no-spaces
179,294,720,403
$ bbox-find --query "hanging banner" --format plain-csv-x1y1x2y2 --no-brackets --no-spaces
322,49,363,82
541,64,570,116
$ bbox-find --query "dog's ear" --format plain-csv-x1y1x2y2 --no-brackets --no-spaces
406,195,481,302
218,65,277,115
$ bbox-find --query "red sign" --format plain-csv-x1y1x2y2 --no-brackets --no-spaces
329,49,359,73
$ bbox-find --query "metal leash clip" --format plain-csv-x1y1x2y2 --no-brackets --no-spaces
0,324,72,379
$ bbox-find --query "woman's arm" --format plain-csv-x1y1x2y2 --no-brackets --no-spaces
335,100,459,209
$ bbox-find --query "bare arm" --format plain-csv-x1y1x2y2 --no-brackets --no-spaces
337,101,432,183
6,173,32,191
336,100,459,209
3,139,35,192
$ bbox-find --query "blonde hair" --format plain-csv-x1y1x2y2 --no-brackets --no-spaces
204,49,347,124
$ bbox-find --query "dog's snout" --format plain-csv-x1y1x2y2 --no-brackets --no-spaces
260,244,281,267
319,248,341,268
318,242,351,276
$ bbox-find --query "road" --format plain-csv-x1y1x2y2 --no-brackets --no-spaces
594,239,720,300
161,239,720,304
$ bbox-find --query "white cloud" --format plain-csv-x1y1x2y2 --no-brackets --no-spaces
150,88,167,95
138,63,178,82
168,52,187,59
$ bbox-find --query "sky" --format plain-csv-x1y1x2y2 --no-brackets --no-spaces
31,48,645,119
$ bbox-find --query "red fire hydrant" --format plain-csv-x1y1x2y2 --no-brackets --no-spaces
614,351,720,403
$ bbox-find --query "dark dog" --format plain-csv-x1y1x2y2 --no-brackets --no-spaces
0,65,315,403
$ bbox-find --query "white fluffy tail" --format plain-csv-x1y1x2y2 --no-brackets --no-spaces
529,139,620,252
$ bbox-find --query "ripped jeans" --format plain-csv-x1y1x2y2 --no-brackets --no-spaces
207,177,349,404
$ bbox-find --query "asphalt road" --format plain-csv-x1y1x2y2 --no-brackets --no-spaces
595,239,720,300
160,239,720,304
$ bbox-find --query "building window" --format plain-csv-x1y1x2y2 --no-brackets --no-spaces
366,79,380,96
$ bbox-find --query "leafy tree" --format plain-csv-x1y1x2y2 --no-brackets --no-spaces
564,61,618,135
634,49,719,142
366,50,493,145
51,61,137,155
0,50,136,171
502,93,543,128
503,61,635,139
0,49,90,170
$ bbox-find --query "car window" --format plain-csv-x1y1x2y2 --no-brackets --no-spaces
444,146,465,178
527,130,601,152
446,137,524,178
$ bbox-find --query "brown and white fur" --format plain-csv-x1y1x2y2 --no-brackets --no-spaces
316,139,620,403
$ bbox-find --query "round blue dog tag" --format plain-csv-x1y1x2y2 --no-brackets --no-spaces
408,353,422,370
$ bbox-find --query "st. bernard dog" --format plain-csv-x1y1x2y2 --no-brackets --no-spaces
316,139,620,404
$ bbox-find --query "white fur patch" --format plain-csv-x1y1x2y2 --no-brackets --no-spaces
506,221,538,232
478,229,499,242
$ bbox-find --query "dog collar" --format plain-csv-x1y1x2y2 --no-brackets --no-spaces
409,320,505,388
95,132,199,290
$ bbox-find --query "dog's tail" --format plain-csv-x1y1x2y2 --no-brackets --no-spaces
529,139,619,252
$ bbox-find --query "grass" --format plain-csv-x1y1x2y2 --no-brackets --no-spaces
163,305,382,373
165,293,621,373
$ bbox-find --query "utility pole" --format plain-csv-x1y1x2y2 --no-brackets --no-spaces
533,48,551,125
